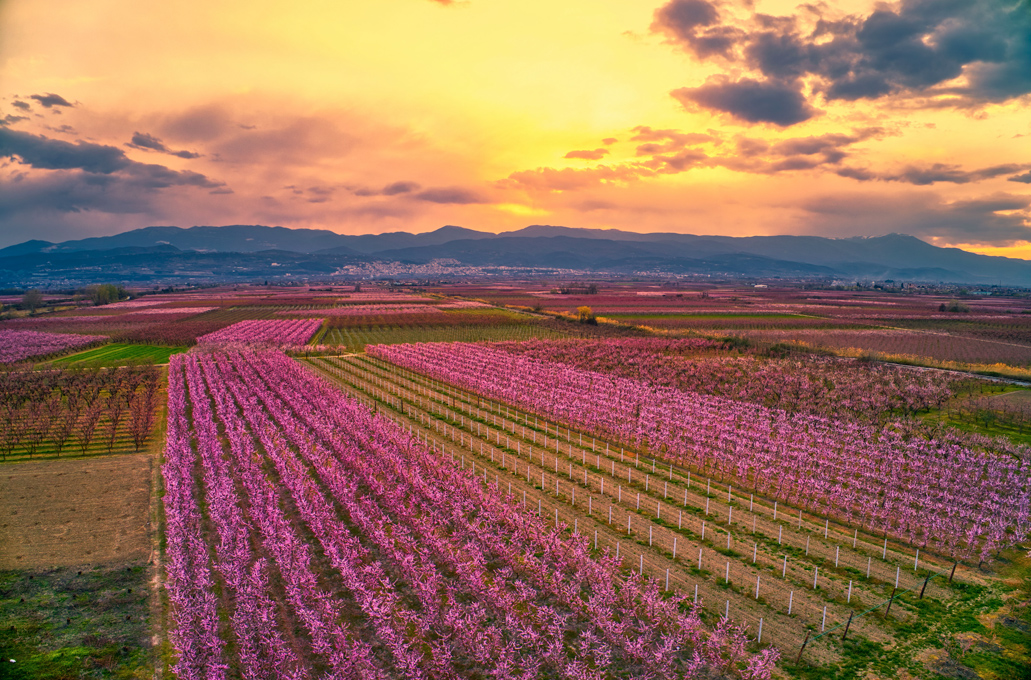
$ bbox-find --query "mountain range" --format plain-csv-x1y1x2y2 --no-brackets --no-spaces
2,224,1029,286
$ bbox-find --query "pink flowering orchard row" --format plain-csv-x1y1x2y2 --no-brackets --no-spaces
493,338,959,422
369,342,1031,562
0,329,107,363
163,349,778,679
195,319,321,346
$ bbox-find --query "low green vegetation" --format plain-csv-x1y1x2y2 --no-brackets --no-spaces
48,343,185,367
784,549,1031,679
0,562,153,679
322,323,573,351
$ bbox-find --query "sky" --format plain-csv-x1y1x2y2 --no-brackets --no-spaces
0,0,1030,255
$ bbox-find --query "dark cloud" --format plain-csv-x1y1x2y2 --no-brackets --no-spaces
305,186,335,203
671,77,816,126
798,191,1031,245
651,0,743,58
129,131,166,151
1009,171,1031,184
0,128,131,173
127,131,201,159
1,115,28,126
833,162,1031,185
0,172,155,220
29,93,74,108
353,180,421,197
652,0,1031,123
0,128,223,190
11,101,30,111
381,180,420,195
564,148,610,160
413,186,487,204
887,163,1029,185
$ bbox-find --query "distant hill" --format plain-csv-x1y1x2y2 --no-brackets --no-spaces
2,223,1031,286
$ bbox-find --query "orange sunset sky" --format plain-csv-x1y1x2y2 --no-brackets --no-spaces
0,0,1029,254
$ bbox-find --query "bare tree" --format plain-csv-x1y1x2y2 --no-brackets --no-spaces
21,289,44,313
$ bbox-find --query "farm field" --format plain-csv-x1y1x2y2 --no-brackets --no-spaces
320,319,576,349
162,348,776,678
3,282,1031,679
49,342,185,366
0,454,157,679
305,347,1031,678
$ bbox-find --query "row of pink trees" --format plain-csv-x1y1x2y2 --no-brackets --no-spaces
493,338,959,422
0,328,106,363
163,348,778,678
370,342,1031,563
196,319,322,346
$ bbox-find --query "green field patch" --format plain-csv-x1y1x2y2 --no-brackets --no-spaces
322,323,573,350
0,562,152,680
49,343,185,367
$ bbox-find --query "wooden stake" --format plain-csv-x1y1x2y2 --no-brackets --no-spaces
842,612,854,641
885,586,897,619
795,630,811,665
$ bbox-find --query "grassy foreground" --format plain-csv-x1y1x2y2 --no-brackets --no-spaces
0,562,153,679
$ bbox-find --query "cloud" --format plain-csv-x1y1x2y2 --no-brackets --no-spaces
671,76,816,126
2,115,29,126
352,180,421,197
0,128,133,173
652,0,1031,124
651,0,743,58
1009,171,1031,184
797,191,1031,245
833,162,1031,185
630,126,718,155
564,148,610,160
158,104,240,142
127,131,201,159
886,163,1030,185
502,126,885,190
29,93,74,108
11,101,30,111
382,180,421,195
0,128,224,190
500,164,654,192
413,186,487,204
602,137,618,145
